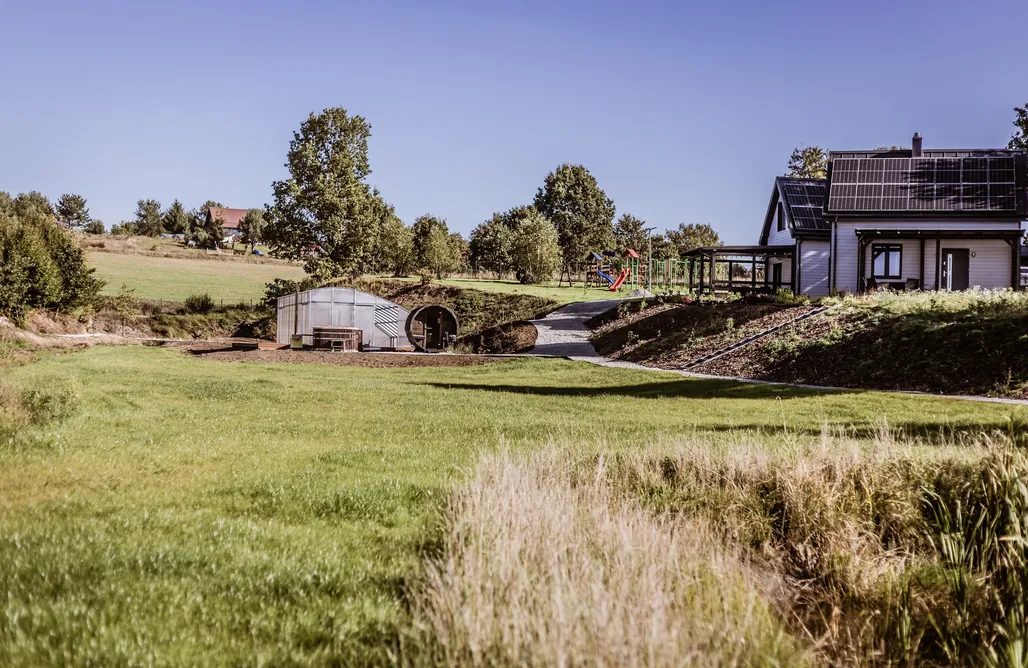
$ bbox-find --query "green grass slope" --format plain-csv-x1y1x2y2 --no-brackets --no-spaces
1,347,1023,664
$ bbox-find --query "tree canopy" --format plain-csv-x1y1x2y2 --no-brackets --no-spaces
664,223,721,255
56,194,90,224
786,146,828,180
239,209,266,250
375,216,414,277
509,209,561,283
613,213,649,256
1010,103,1028,151
187,200,224,247
411,214,449,270
532,164,615,268
264,108,385,279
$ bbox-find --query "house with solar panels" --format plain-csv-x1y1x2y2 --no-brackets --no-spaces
697,133,1028,297
824,133,1025,294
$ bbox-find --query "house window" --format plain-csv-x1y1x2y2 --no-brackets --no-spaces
871,244,902,279
777,202,785,232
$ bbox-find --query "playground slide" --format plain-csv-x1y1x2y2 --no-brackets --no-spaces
609,268,630,292
596,269,616,285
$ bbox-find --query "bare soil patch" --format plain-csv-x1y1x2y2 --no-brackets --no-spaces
457,321,537,354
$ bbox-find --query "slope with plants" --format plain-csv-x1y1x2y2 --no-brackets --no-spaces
592,291,1028,399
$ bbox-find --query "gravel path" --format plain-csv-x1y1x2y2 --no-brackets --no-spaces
527,299,621,357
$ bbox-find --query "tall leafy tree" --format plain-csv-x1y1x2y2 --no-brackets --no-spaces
786,146,828,179
664,223,721,255
239,209,266,251
264,108,383,279
162,200,190,235
134,199,163,236
375,215,414,276
532,164,615,269
469,214,515,277
448,232,469,274
613,213,649,256
1010,103,1028,151
422,226,459,278
56,194,90,224
510,210,561,283
411,214,448,269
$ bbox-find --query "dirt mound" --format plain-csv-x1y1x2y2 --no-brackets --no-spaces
457,321,537,354
189,346,506,368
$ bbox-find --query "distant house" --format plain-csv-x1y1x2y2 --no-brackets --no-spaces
686,133,1027,296
207,207,249,239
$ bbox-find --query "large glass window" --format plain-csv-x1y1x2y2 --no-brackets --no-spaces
777,202,785,231
871,244,902,279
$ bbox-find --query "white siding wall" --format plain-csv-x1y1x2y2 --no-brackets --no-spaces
765,198,794,245
798,240,830,296
833,220,1020,293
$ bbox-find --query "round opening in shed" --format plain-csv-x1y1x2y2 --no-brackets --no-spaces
405,305,459,352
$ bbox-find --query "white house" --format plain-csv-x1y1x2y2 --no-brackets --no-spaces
747,134,1027,295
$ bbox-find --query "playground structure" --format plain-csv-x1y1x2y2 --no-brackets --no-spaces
571,249,694,293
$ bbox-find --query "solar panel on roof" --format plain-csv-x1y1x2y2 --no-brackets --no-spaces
781,180,828,231
828,156,1021,213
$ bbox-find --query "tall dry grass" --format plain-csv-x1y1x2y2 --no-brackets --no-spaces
406,428,1028,666
405,448,804,667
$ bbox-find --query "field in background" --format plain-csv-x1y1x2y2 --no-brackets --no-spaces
1,345,1025,664
87,251,307,302
381,276,618,303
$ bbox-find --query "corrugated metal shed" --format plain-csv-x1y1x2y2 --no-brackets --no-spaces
276,287,411,349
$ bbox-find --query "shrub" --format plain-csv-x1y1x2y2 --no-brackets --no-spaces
184,293,215,314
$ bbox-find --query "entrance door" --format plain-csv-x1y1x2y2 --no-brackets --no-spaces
771,263,782,290
941,249,970,291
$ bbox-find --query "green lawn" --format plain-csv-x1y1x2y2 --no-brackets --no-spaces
1,347,1024,664
88,251,307,302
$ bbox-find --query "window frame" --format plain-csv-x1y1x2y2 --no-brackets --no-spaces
871,243,903,280
776,201,786,232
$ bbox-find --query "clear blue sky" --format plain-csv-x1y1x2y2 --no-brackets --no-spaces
2,0,1026,244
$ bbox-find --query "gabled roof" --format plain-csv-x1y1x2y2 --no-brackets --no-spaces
758,177,828,244
208,206,248,229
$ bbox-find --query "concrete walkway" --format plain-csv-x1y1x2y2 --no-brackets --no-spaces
523,299,1028,407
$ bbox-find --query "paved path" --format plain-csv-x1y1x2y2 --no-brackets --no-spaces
527,299,620,357
523,299,1028,406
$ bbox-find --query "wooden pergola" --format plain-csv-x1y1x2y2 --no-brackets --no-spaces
681,245,796,295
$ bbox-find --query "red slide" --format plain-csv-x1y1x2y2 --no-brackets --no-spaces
609,268,630,292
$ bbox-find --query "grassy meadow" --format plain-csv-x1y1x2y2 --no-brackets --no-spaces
87,251,307,302
2,344,1028,665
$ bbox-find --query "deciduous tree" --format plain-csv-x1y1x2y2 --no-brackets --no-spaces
787,146,828,179
264,107,383,279
510,210,561,283
1010,103,1028,151
469,214,514,277
532,164,615,269
375,215,414,276
613,213,649,256
239,209,266,251
134,199,163,236
422,226,459,278
186,200,225,248
664,223,721,255
412,214,448,269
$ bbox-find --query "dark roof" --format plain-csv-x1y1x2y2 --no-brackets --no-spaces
758,177,829,244
825,148,1027,217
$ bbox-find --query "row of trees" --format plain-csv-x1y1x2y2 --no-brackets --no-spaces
109,199,256,249
0,192,103,317
260,108,723,284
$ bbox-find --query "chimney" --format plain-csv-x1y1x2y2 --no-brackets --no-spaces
912,132,923,157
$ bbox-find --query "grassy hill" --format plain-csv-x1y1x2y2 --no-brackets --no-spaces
590,290,1028,398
